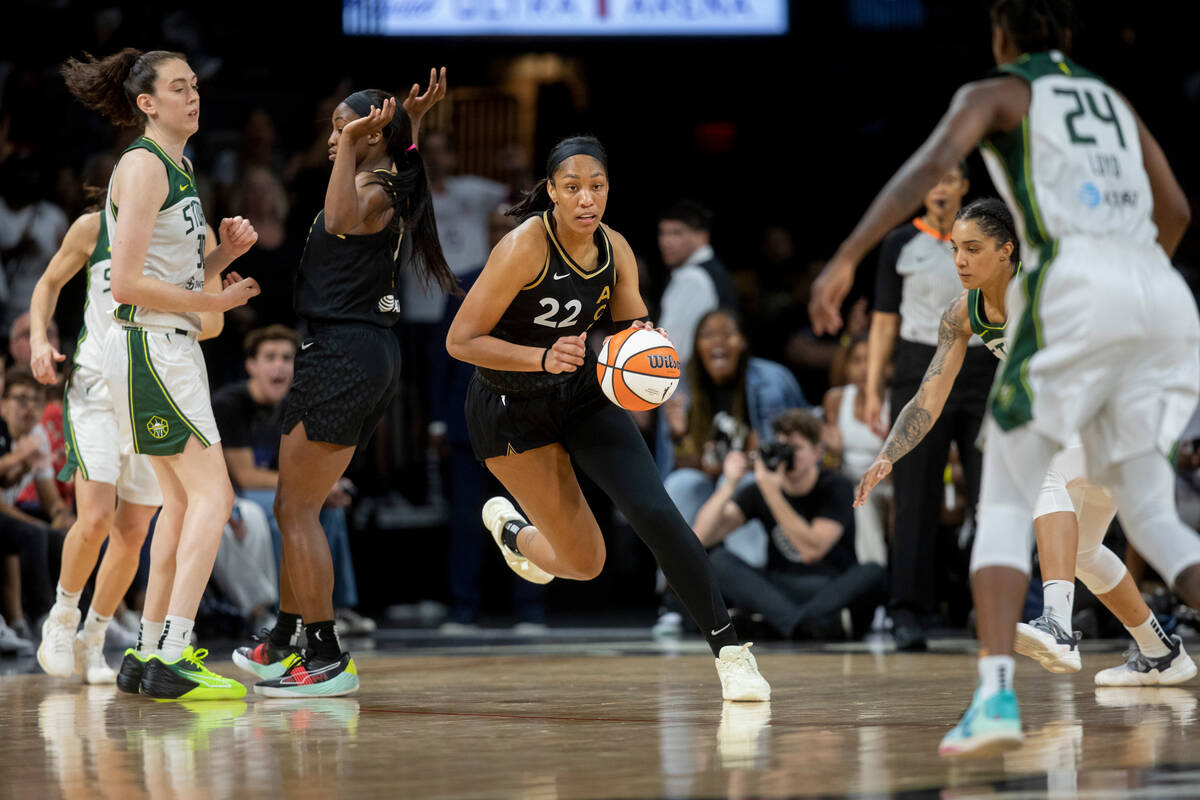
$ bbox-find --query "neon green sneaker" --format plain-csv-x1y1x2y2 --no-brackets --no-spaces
116,648,152,694
139,647,247,701
938,688,1022,757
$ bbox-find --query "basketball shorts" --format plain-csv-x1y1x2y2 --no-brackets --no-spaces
59,363,162,506
104,326,220,457
466,358,610,462
990,236,1200,474
282,322,400,448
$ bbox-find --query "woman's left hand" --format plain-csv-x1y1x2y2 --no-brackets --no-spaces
629,319,671,342
403,67,447,124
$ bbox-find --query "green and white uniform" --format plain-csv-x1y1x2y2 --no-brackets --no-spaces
58,210,161,503
101,136,220,456
980,50,1200,472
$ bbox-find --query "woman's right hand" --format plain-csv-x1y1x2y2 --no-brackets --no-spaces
218,271,261,311
854,455,892,508
29,339,65,385
543,332,587,374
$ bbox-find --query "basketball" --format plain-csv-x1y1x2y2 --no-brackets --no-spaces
596,327,681,411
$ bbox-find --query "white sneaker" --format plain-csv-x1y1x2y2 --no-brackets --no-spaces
715,643,771,702
652,611,683,639
0,615,33,656
1014,615,1082,674
482,497,554,585
105,617,138,649
75,631,116,684
1094,636,1198,686
37,605,81,677
334,608,377,636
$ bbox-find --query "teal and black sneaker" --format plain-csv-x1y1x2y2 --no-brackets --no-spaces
232,630,303,680
116,648,152,694
139,647,247,701
254,652,359,698
938,687,1022,757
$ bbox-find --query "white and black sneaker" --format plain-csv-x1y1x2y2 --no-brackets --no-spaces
1014,615,1081,674
482,497,554,585
1094,635,1198,686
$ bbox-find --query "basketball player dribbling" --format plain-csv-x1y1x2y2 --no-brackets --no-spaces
854,197,1195,689
809,0,1200,755
446,135,770,701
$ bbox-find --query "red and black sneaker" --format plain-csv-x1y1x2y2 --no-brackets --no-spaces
254,652,359,698
232,631,301,680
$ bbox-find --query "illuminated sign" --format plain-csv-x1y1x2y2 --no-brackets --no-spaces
344,0,788,36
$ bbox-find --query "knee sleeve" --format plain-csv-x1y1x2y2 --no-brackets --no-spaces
1033,468,1074,520
1074,543,1125,595
971,422,1059,575
1102,452,1200,587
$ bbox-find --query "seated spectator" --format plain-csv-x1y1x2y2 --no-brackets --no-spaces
822,336,889,566
1,367,73,528
693,409,885,639
210,326,373,636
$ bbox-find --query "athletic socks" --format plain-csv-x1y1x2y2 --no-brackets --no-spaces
55,582,82,610
138,619,164,655
306,620,342,661
501,520,524,556
82,609,112,640
978,655,1015,697
704,618,741,656
269,612,303,648
1041,580,1075,631
1127,612,1173,658
159,615,194,661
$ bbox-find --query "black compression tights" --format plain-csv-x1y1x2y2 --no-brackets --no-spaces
564,403,738,656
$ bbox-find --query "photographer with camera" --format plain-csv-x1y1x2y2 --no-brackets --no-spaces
692,409,886,639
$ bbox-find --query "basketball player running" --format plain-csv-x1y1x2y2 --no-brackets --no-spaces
30,190,223,685
446,135,770,701
807,0,1200,755
247,72,454,698
62,49,261,700
854,198,1195,688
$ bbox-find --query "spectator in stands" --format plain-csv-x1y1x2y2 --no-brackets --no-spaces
431,205,547,633
210,326,373,636
822,336,888,566
1,367,72,528
0,155,69,331
8,312,59,370
656,200,738,366
693,409,885,639
862,162,985,651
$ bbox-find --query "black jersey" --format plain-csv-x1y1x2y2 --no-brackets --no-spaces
477,210,616,396
293,201,405,328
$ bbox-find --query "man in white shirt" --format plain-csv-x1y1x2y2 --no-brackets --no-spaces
657,200,738,365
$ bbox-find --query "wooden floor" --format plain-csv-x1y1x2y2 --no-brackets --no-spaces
2,638,1198,799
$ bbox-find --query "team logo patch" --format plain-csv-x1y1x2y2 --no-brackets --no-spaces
147,416,170,440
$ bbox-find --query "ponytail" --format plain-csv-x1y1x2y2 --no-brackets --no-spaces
507,135,608,221
61,48,187,127
346,88,458,296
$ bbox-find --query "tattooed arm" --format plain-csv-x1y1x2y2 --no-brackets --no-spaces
853,293,972,507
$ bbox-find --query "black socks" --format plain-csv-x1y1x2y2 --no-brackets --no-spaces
270,612,303,648
501,519,524,555
306,620,342,661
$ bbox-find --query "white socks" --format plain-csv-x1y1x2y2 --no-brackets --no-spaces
159,615,194,661
82,609,111,640
1042,580,1074,631
138,619,164,656
54,582,82,611
1127,613,1172,659
978,655,1015,697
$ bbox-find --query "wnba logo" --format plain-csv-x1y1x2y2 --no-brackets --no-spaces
646,354,679,371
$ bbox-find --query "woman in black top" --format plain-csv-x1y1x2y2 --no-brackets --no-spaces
446,136,769,701
244,71,453,697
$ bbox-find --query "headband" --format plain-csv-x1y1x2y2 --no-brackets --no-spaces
342,91,396,139
547,140,607,176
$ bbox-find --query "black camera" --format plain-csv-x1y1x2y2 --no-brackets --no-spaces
758,441,795,471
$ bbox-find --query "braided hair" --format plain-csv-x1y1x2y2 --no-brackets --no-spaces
956,197,1020,268
990,0,1074,54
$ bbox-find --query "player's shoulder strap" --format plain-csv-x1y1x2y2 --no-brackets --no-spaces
991,50,1102,84
966,288,1003,338
87,209,111,268
121,136,198,210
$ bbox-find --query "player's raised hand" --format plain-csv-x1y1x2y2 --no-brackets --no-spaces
854,455,892,508
218,216,258,259
544,331,587,374
29,340,65,385
403,67,447,124
342,97,396,141
218,270,261,311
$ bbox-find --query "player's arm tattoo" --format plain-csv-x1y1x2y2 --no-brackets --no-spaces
881,302,962,464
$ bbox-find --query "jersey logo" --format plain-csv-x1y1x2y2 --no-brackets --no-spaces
178,184,189,192
553,272,570,280
146,416,170,440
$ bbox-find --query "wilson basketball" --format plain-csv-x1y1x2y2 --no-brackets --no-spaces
596,327,681,411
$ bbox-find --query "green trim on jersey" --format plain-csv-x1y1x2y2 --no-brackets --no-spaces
967,288,1006,345
74,212,111,367
988,241,1059,430
57,386,88,482
126,137,198,210
994,51,1100,84
125,328,211,455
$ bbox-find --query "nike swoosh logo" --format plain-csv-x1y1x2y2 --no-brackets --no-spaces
553,272,570,280
710,622,732,636
301,342,314,350
179,184,189,192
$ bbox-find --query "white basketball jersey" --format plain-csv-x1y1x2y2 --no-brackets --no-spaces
73,211,114,372
106,136,206,333
980,51,1158,267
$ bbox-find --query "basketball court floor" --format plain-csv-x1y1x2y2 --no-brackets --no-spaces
3,630,1198,798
